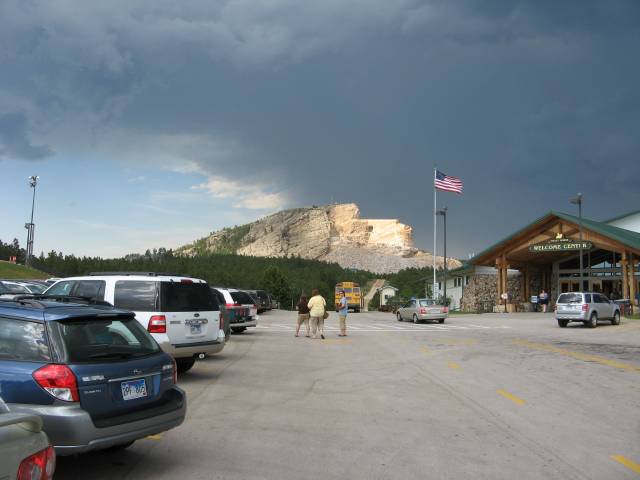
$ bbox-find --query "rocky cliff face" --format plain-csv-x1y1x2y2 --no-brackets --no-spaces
179,203,461,274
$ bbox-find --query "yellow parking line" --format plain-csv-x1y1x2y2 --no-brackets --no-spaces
146,434,163,441
612,455,640,474
496,389,526,406
514,339,640,373
420,346,432,355
447,362,461,370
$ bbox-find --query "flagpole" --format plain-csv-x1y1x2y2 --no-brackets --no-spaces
433,167,437,299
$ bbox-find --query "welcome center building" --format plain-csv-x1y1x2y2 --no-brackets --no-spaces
437,209,640,314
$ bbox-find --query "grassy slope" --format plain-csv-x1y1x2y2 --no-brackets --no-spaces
0,261,49,279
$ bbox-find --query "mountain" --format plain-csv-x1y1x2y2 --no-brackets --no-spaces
177,203,461,274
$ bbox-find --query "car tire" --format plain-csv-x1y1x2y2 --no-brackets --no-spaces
611,311,621,325
176,357,196,374
413,314,419,324
231,327,247,334
397,312,402,322
438,318,445,324
558,319,568,328
588,312,598,328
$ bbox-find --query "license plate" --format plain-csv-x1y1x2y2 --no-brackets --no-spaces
429,309,441,314
121,378,147,401
190,324,202,334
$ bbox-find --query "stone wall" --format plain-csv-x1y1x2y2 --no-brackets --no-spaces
461,273,523,312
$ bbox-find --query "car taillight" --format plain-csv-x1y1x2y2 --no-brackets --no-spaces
420,308,427,314
148,315,167,333
180,279,193,284
582,304,589,312
33,365,79,402
225,303,241,308
443,307,449,313
17,446,56,480
219,314,224,330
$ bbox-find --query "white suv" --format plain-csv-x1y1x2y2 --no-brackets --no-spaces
45,273,225,372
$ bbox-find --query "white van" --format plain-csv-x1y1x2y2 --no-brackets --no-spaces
45,273,225,372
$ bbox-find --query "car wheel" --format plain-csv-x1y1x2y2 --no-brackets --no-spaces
231,327,247,334
611,311,621,325
176,357,196,374
397,312,402,322
557,319,568,328
588,312,598,328
438,318,445,324
413,314,419,324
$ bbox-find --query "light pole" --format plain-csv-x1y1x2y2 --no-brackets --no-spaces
570,193,583,290
25,175,39,267
436,207,448,304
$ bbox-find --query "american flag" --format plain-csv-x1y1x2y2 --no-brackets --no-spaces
434,170,463,194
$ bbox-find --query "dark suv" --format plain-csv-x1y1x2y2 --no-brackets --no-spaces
0,297,186,455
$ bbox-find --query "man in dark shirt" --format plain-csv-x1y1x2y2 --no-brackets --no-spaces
295,294,310,337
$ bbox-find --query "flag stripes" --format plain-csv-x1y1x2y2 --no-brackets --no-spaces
434,170,463,194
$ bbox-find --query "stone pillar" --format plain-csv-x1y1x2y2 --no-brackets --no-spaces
496,258,503,305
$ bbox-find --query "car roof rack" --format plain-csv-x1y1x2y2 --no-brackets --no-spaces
87,272,190,277
4,294,114,307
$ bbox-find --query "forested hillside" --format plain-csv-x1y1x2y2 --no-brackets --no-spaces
2,238,434,309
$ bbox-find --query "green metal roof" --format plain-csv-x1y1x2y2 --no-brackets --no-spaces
468,210,640,265
604,208,640,224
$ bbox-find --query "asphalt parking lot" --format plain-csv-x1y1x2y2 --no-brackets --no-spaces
55,310,640,480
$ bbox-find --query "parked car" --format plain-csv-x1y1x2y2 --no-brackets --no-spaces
0,280,32,295
0,396,56,480
0,296,186,455
11,280,48,294
246,289,271,313
396,298,448,323
44,272,225,373
213,287,258,334
555,292,621,328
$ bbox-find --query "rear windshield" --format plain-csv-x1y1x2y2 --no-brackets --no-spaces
53,317,160,363
1,283,30,294
0,318,50,362
419,300,436,307
161,282,217,312
231,291,256,305
557,293,583,304
114,280,158,311
26,284,47,294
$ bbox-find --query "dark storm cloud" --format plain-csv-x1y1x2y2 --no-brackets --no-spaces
0,113,53,160
1,0,639,255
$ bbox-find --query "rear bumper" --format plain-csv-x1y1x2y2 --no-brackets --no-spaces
419,313,448,320
230,318,258,328
8,387,186,455
555,312,588,321
159,331,226,358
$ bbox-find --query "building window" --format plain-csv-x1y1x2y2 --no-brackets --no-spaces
465,276,470,286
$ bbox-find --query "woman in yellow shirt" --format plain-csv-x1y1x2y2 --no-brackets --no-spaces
307,288,327,339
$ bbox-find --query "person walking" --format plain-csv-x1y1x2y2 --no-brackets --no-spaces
295,293,310,338
539,289,549,313
337,290,348,336
308,288,327,339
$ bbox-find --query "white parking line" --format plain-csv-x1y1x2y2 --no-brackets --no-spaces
255,322,511,333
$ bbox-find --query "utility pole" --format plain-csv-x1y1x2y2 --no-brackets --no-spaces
436,207,448,304
24,175,39,267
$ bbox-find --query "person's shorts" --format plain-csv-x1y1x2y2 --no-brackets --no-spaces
297,313,310,326
339,315,347,330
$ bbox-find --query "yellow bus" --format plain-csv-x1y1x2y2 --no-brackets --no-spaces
335,282,362,313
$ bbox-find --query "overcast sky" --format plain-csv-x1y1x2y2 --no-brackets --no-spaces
1,0,639,259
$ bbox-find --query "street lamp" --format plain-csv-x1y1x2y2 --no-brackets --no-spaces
570,193,583,290
24,175,39,267
436,207,448,304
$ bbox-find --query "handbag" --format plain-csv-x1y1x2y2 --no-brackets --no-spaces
323,311,329,320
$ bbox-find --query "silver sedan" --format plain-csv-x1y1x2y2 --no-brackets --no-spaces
396,298,448,323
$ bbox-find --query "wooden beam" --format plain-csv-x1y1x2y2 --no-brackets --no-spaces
629,254,636,311
621,252,629,300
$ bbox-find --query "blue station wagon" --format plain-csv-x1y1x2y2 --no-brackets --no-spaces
0,296,186,455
